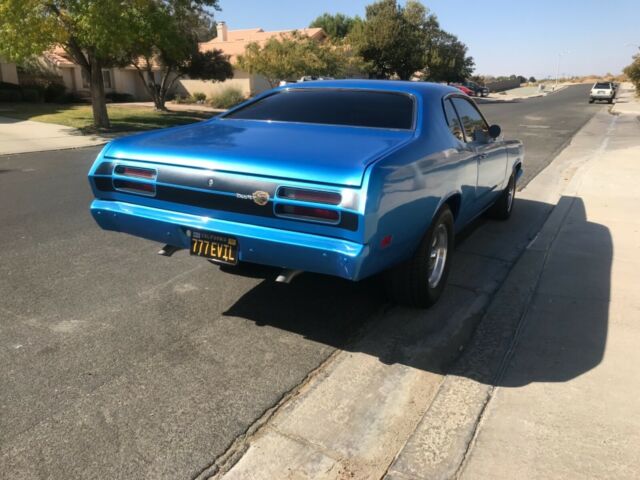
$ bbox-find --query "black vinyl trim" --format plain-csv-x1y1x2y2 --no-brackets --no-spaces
93,181,358,231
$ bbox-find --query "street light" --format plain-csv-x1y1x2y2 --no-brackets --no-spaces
555,50,570,90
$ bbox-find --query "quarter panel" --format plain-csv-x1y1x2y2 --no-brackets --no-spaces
359,92,478,278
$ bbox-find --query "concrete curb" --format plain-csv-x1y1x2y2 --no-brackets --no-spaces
384,105,620,479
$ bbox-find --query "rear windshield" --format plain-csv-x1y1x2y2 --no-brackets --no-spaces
594,83,611,89
225,89,415,130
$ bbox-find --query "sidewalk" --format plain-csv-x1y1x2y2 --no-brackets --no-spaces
458,88,640,479
0,116,108,155
389,86,640,479
483,82,572,102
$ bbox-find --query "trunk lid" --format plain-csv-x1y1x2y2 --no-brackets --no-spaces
105,118,415,187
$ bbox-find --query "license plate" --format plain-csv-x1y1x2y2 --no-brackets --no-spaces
189,230,238,265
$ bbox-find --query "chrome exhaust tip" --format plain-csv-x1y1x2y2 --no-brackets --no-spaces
275,269,304,284
157,244,181,257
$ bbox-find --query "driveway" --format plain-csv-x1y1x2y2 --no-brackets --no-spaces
0,116,107,155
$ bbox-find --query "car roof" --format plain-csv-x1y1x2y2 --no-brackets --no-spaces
276,79,460,99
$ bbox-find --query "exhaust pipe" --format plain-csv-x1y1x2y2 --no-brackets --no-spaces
158,244,182,257
275,269,304,284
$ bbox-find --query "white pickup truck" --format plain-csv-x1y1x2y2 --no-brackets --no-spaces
589,82,615,104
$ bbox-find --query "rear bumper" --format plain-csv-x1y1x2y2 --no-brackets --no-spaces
91,200,369,281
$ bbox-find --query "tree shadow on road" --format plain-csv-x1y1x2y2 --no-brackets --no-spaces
223,196,610,387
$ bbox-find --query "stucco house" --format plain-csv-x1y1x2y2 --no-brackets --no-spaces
186,22,327,98
42,46,160,100
0,58,19,84
15,23,326,101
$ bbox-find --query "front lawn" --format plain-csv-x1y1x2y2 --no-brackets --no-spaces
0,102,214,133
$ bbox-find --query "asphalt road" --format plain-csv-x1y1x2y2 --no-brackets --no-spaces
0,85,603,478
479,83,600,187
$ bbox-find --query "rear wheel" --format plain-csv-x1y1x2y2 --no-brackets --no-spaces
387,207,454,308
589,98,594,104
487,172,516,220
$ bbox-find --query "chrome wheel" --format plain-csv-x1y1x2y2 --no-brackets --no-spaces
428,223,448,288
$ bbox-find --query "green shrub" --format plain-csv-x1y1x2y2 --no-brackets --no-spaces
105,91,135,103
191,91,207,103
208,88,245,109
44,82,66,102
174,93,196,104
59,91,90,104
0,82,23,102
21,86,44,102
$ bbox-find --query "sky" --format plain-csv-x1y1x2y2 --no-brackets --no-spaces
217,0,639,78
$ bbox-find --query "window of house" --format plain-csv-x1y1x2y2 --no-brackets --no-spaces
443,98,464,142
451,97,489,142
102,70,112,89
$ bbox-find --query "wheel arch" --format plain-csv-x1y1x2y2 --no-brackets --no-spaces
435,191,463,223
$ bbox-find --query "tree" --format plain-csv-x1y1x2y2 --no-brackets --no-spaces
237,32,347,87
623,50,640,93
348,0,437,80
0,0,143,128
528,76,537,83
126,1,232,111
424,30,474,83
0,0,227,126
309,13,357,39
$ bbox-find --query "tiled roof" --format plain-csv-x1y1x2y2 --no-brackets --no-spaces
199,27,326,62
44,46,76,67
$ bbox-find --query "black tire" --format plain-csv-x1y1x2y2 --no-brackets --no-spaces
589,99,594,104
608,98,613,104
487,172,516,220
386,206,454,308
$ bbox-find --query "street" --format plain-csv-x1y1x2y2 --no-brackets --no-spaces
480,83,596,186
0,85,610,477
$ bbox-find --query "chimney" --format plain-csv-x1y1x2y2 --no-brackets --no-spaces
217,21,228,42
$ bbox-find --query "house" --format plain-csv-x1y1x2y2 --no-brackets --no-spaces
0,58,19,85
42,47,160,100
27,23,326,102
185,22,328,98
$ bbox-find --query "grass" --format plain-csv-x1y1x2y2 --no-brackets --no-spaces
0,102,214,133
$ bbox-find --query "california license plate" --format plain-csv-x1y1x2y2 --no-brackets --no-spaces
190,230,238,265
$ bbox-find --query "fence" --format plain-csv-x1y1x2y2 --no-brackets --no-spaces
485,79,522,92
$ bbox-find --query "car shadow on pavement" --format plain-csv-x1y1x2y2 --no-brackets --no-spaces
224,196,610,387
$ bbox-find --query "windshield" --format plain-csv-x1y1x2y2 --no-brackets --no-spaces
594,83,611,89
225,89,415,130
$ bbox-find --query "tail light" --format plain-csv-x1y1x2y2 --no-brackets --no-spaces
277,187,341,205
113,179,156,196
275,204,339,223
114,165,157,180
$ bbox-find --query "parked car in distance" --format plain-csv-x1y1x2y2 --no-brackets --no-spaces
299,75,335,82
463,81,489,97
451,84,474,96
88,81,524,308
589,82,615,103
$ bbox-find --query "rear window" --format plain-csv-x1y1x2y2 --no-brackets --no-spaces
594,83,611,89
224,89,415,130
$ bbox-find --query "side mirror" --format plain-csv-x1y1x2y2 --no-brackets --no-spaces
488,124,501,139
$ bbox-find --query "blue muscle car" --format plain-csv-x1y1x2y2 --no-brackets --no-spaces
88,80,523,307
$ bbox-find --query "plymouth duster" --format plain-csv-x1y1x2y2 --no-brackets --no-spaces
88,80,523,307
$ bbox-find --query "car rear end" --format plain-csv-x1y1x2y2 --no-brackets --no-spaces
88,85,418,281
590,82,615,102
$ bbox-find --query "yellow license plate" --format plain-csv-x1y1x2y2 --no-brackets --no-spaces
190,230,238,265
